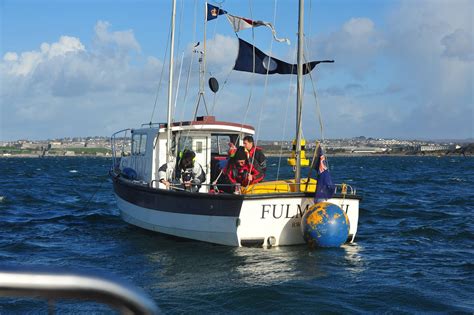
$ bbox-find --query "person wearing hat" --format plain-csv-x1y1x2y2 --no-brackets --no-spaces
158,150,206,192
223,147,264,192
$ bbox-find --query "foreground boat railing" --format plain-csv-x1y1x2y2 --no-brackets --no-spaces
0,267,160,314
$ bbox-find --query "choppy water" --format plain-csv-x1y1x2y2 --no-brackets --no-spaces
0,156,473,313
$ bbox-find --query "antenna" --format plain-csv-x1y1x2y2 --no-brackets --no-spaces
192,43,209,118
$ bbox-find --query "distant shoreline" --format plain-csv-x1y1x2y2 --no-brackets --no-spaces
265,153,472,158
1,152,471,158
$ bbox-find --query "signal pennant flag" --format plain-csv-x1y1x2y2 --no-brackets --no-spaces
233,38,334,75
206,3,227,21
226,14,290,45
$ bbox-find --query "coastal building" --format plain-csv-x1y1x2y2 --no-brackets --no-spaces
420,145,453,152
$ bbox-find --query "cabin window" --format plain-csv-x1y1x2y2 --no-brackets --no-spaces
196,141,203,153
139,134,147,154
178,136,193,153
132,133,147,156
178,135,206,155
211,135,231,155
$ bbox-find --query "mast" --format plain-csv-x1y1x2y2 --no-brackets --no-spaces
193,2,209,117
166,0,177,163
295,0,304,191
202,2,207,104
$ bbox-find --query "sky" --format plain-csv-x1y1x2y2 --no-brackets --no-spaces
1,0,473,141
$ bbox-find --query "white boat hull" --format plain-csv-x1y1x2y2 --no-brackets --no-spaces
116,195,241,246
237,196,359,246
114,179,359,247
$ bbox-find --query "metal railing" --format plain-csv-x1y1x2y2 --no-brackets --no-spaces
110,129,132,172
0,267,160,314
148,181,356,196
334,183,356,195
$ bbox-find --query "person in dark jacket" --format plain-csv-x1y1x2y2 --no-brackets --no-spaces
158,150,205,192
242,135,267,176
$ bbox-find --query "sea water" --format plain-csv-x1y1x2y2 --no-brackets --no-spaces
0,156,472,313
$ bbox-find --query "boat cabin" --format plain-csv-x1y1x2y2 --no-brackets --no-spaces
114,116,254,193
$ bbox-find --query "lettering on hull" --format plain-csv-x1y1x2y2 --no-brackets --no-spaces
261,204,311,219
261,202,351,219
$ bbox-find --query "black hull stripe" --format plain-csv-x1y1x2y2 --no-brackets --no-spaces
113,176,244,217
111,174,361,217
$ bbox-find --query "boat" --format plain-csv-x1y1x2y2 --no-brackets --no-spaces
110,0,360,247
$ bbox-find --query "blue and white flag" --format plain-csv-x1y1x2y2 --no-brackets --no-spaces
314,146,335,200
206,3,227,21
234,38,334,75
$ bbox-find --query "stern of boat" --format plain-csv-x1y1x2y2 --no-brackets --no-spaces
237,181,360,247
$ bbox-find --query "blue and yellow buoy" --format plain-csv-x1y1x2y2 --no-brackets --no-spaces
301,202,350,248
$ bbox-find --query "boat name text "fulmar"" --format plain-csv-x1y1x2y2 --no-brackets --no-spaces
261,204,310,219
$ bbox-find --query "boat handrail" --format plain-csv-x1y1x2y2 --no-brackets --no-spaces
0,267,160,314
111,128,133,139
141,122,163,127
334,183,356,195
110,128,133,171
146,181,356,196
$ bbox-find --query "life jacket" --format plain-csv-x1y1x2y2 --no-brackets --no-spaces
245,146,267,173
245,146,260,159
225,162,263,186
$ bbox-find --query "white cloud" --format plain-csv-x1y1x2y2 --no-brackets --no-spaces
3,52,18,62
3,36,85,77
309,17,386,78
381,0,473,138
301,0,473,139
441,29,473,61
206,34,238,69
0,21,159,140
45,36,85,58
93,20,141,53
1,1,472,141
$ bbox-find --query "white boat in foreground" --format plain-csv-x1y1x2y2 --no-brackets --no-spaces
110,116,360,247
110,0,360,247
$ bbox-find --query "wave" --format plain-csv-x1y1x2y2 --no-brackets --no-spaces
400,226,443,238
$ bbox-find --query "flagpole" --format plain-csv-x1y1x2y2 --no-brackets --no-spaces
305,141,320,191
166,0,177,163
295,0,304,191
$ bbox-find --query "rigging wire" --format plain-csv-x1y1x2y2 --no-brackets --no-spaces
178,0,198,123
170,0,185,122
244,0,282,189
210,63,233,115
305,0,329,172
275,59,295,181
180,0,213,153
149,23,171,124
303,0,324,141
227,0,258,182
251,0,278,161
237,0,256,136
207,1,227,116
173,0,199,157
173,52,186,119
